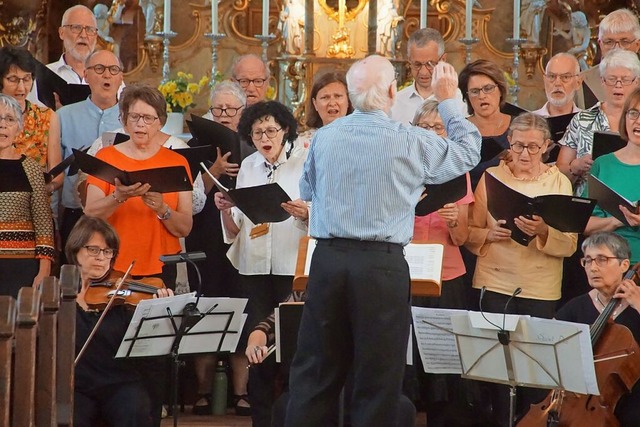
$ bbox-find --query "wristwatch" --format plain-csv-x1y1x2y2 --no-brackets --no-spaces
157,207,171,220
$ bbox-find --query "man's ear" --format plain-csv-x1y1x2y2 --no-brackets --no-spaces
58,26,65,41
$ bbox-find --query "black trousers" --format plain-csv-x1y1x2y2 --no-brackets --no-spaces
285,238,411,427
74,381,152,427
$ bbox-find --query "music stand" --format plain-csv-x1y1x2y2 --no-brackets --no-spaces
115,294,247,427
450,312,597,427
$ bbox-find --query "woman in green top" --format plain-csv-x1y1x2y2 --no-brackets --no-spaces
585,86,640,264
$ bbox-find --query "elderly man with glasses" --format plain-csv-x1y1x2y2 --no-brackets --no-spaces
533,53,583,117
578,8,640,108
390,28,466,125
231,54,270,106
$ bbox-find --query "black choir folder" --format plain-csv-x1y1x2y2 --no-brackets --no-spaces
588,175,639,226
187,114,240,163
170,145,213,178
481,137,507,163
485,173,596,246
274,302,304,365
203,165,291,224
72,149,192,193
592,131,627,160
415,174,467,216
34,60,91,109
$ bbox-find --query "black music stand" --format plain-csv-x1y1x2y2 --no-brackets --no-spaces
115,295,247,427
450,312,596,427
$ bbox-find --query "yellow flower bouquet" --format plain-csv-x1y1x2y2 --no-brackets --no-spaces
158,72,209,113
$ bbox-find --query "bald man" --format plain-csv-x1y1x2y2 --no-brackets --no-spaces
285,55,481,427
533,53,583,117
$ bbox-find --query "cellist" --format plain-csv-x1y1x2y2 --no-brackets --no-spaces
556,232,640,426
67,216,173,427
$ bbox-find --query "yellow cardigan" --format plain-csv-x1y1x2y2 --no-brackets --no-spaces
466,162,577,301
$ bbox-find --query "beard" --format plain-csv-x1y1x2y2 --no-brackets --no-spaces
64,39,95,63
548,90,575,108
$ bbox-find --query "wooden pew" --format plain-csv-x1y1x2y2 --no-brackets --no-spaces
36,276,61,427
0,296,16,426
56,265,79,427
12,286,41,427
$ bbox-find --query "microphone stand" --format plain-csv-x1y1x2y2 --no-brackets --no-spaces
160,252,207,427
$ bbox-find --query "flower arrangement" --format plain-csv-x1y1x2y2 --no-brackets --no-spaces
158,72,209,113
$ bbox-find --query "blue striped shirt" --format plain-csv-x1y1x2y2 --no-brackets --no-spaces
300,98,481,245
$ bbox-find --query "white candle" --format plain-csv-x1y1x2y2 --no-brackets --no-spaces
164,0,171,32
420,0,427,29
211,0,218,34
465,0,472,39
262,0,269,36
513,0,520,39
339,0,345,28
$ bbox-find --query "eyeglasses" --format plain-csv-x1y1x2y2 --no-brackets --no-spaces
602,76,637,86
580,255,621,267
0,115,18,125
126,113,159,125
414,122,445,135
83,245,116,259
627,109,640,121
408,54,444,72
210,106,243,117
543,73,579,83
510,143,543,154
235,78,266,88
87,64,123,75
600,38,637,49
251,127,282,141
467,84,498,97
62,24,98,36
4,74,33,86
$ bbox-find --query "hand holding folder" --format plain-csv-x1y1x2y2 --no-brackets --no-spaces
587,175,639,226
73,149,192,193
484,173,596,245
201,163,291,224
415,174,468,216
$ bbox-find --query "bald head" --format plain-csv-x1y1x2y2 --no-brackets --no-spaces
231,54,270,105
346,55,396,112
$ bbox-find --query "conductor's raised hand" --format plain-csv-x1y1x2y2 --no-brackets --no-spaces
431,62,459,102
214,191,235,211
113,178,149,203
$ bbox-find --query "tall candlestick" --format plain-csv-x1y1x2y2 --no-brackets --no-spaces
420,0,427,28
164,0,171,32
338,0,345,28
211,0,218,34
465,0,472,39
513,0,520,39
262,0,269,36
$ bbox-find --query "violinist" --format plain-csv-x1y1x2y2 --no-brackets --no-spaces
555,232,640,426
67,215,173,427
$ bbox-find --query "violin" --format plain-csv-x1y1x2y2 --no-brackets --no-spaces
517,265,640,427
85,269,165,310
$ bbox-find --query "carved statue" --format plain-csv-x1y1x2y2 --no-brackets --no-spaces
377,0,403,57
94,3,116,44
521,0,547,45
139,0,160,38
554,10,590,70
279,0,305,55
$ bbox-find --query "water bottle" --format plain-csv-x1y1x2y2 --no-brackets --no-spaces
212,360,228,415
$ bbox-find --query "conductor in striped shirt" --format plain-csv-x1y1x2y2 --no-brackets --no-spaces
285,55,482,427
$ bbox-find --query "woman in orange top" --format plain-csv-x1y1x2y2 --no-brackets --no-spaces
84,83,193,284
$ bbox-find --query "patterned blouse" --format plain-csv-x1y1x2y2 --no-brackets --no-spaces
557,102,610,196
14,100,54,169
0,156,55,261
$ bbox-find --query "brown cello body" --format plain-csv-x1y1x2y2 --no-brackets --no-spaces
517,322,640,427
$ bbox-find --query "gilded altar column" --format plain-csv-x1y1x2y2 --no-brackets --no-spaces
304,0,314,55
368,0,377,55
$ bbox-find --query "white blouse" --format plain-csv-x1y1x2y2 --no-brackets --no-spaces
224,140,309,276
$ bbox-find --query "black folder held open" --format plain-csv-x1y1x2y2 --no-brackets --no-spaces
415,174,468,216
34,60,91,109
187,114,240,164
592,131,627,160
72,149,192,193
587,174,639,227
485,173,596,246
201,163,291,224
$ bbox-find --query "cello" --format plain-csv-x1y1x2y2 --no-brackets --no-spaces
517,267,640,427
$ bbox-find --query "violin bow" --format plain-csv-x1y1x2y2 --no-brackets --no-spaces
74,260,136,366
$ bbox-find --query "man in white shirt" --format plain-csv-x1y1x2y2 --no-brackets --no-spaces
390,28,466,124
532,53,582,117
578,8,640,108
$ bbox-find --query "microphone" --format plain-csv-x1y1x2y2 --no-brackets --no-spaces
478,286,502,331
498,287,522,345
160,252,207,329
